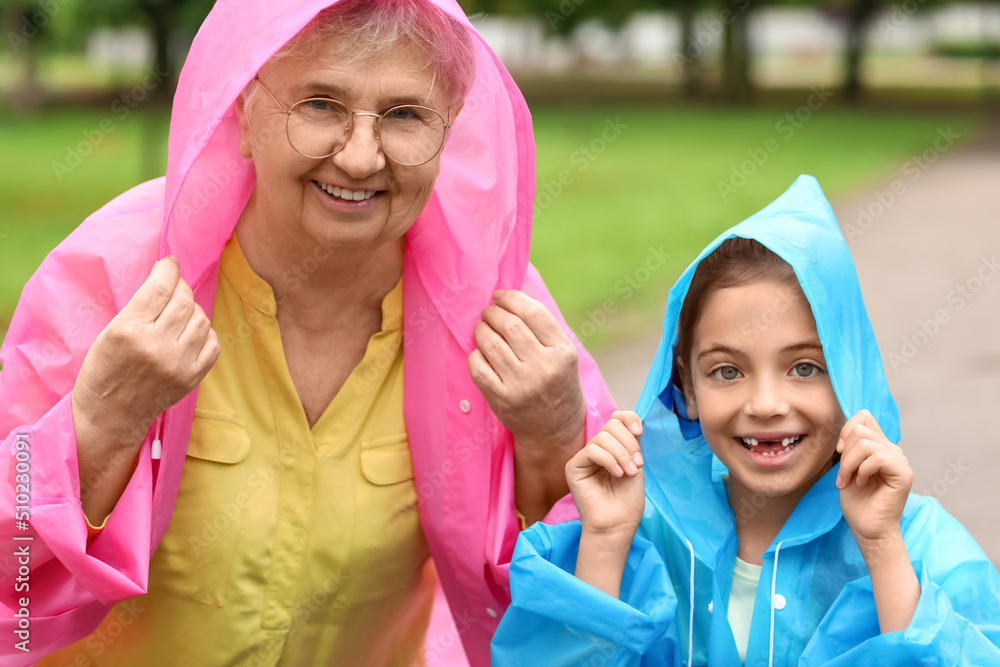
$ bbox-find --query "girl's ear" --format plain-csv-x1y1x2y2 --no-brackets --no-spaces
676,360,699,421
684,392,699,421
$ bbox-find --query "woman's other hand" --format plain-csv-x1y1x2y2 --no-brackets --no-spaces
72,256,221,522
468,289,587,523
567,411,645,538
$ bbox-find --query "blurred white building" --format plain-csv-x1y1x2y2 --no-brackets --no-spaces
473,3,1000,87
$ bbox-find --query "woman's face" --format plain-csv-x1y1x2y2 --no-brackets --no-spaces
237,41,455,257
684,280,846,503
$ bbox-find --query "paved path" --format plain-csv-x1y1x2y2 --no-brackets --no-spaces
593,116,1000,565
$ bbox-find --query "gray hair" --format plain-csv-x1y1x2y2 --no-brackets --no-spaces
242,0,475,115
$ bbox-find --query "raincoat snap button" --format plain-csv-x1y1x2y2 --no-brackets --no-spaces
486,607,498,618
460,400,471,413
707,601,713,614
772,593,786,610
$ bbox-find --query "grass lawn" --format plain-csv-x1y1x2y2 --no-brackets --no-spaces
529,106,982,345
0,105,982,346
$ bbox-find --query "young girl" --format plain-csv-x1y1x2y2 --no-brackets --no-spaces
492,176,1000,665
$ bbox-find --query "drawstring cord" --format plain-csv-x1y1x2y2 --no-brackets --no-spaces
151,415,164,460
768,541,783,667
686,539,694,667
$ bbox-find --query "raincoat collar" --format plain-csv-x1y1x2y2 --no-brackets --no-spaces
163,0,534,350
637,175,900,565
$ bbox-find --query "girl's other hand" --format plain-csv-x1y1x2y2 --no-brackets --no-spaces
836,409,913,551
566,410,645,539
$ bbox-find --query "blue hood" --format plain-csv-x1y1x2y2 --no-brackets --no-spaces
635,174,899,562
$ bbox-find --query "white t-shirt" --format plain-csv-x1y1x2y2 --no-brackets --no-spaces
728,557,763,664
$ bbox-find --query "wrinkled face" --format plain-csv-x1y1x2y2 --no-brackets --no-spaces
236,41,456,256
684,280,845,501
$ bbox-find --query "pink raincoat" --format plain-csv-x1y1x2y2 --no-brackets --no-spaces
0,1,616,664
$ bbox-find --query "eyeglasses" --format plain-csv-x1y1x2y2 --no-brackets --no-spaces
254,75,451,167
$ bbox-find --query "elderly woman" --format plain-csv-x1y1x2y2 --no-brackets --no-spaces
0,0,615,664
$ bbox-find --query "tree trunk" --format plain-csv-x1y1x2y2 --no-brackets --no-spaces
138,0,175,180
722,0,753,103
141,0,177,102
843,0,877,102
10,7,45,114
678,0,702,98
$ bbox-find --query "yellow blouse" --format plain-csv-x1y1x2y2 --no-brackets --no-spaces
43,235,435,666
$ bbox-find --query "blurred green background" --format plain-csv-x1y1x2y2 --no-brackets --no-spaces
1,0,997,345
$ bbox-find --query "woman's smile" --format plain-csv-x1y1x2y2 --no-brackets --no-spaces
313,179,381,202
311,179,386,213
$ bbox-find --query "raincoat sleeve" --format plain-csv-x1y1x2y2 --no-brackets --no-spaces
522,263,618,525
0,184,163,660
802,496,1000,665
491,520,680,666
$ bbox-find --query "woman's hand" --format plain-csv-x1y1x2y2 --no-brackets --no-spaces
568,411,644,599
836,409,912,546
73,256,221,521
836,409,920,633
468,289,585,448
468,289,586,523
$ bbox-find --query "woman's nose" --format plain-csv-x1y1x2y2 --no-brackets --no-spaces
331,114,386,177
744,375,790,419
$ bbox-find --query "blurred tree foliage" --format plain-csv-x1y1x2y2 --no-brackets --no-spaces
461,0,969,103
5,0,977,108
67,0,216,99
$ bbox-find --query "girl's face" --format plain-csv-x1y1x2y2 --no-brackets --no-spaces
684,280,846,502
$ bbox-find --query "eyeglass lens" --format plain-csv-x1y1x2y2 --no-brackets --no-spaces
286,99,447,165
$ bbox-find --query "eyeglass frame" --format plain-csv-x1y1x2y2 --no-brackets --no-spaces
252,75,452,167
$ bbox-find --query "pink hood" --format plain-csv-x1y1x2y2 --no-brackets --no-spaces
164,0,533,329
0,1,616,664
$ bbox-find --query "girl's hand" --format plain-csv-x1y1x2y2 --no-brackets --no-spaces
837,410,913,549
566,411,645,539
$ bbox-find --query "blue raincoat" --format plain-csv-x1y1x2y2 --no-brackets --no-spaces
492,176,1000,666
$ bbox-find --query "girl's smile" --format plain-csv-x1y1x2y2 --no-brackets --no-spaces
735,432,806,466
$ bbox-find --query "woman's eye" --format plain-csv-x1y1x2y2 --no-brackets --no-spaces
712,366,742,381
385,106,420,121
791,363,818,378
308,99,334,111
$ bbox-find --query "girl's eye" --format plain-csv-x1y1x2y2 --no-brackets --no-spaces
791,363,819,378
712,366,742,381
